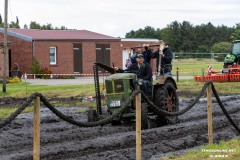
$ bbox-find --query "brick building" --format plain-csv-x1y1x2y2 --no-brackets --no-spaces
0,28,158,77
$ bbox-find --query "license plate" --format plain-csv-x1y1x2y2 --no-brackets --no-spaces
110,101,121,107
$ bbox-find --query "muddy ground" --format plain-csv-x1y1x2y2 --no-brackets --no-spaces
0,94,240,160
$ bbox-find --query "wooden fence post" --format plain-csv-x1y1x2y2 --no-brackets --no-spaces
33,96,40,160
176,67,179,82
207,85,213,144
136,93,141,160
201,68,205,82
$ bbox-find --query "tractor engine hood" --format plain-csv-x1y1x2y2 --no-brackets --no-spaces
105,73,137,81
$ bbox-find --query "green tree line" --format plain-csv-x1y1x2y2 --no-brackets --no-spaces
0,14,69,30
125,21,240,53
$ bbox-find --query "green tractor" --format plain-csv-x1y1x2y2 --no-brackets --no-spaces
223,40,240,68
232,40,240,56
89,62,179,129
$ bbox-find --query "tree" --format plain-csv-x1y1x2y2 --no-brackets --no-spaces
8,16,20,28
55,26,68,30
163,21,182,52
231,23,240,40
41,23,53,30
179,21,195,52
30,21,41,29
125,26,161,39
23,24,28,29
125,21,235,52
197,45,209,53
0,14,2,24
211,42,231,53
0,14,3,28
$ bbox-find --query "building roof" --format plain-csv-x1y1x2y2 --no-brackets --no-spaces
121,38,159,42
0,28,120,42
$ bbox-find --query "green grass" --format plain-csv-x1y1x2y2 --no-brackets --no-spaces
0,82,107,119
162,138,240,160
176,79,240,97
172,58,224,76
0,82,98,98
0,106,34,119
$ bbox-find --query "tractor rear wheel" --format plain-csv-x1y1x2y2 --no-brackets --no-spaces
141,103,150,130
154,86,168,125
164,81,179,124
154,81,179,124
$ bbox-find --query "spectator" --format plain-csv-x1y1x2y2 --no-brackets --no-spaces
151,43,173,76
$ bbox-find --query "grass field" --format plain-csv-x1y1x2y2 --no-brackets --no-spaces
172,58,224,76
0,82,97,98
162,138,240,160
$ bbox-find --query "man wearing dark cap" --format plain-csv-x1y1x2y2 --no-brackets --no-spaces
127,53,152,81
127,53,152,97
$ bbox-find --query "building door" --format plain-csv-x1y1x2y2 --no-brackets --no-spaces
73,43,83,73
96,44,110,68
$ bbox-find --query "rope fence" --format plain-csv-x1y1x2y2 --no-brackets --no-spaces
0,81,239,160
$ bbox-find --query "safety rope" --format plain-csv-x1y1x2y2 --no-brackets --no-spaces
211,84,240,133
142,81,211,116
0,82,239,134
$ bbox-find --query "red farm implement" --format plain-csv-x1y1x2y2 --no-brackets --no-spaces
194,65,240,82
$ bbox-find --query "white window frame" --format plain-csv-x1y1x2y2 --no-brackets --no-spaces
50,47,57,65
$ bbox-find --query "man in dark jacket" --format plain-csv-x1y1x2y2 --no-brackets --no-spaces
127,53,152,81
151,43,173,75
128,45,152,67
127,53,152,97
142,44,152,64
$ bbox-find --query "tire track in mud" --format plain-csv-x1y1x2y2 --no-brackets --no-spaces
0,97,240,160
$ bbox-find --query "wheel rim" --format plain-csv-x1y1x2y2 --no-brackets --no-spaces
165,89,176,112
166,92,173,112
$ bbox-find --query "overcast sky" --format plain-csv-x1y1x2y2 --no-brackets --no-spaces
1,0,240,38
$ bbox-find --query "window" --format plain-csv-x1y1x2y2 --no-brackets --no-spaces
50,47,57,65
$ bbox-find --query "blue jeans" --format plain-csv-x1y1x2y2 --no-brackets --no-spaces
141,80,152,97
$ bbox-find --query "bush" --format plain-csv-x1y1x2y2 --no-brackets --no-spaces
8,77,21,83
40,67,53,79
30,58,41,74
0,79,9,84
211,42,231,53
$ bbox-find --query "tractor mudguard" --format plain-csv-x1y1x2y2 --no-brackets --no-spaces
152,76,177,89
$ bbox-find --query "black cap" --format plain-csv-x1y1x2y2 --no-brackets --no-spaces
137,54,144,58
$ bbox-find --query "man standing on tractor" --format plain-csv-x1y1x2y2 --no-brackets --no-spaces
126,44,152,67
151,43,173,76
142,44,152,64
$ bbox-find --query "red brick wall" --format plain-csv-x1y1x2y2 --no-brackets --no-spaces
82,41,122,74
110,42,122,68
34,41,74,74
0,34,160,77
0,33,32,77
82,42,95,74
34,41,122,75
